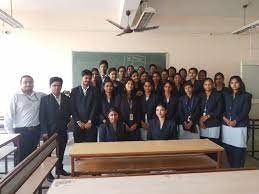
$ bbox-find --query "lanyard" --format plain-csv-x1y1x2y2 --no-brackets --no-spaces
185,96,194,116
203,96,209,115
127,96,133,111
25,93,39,102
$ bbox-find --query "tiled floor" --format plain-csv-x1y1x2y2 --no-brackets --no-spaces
1,131,259,193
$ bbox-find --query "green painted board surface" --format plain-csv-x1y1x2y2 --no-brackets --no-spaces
72,51,167,87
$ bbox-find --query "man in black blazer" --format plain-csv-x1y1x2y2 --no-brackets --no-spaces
70,69,98,143
40,77,71,180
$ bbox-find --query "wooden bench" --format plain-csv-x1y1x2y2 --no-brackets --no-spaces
0,146,17,174
0,133,58,194
76,154,217,176
0,134,20,168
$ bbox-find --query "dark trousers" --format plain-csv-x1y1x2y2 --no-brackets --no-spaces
224,143,246,168
47,132,68,171
73,125,97,143
14,126,40,163
200,136,219,161
57,132,67,170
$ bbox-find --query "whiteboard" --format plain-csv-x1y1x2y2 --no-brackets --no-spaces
241,60,259,100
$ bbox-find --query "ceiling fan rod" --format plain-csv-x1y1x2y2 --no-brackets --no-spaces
243,3,249,26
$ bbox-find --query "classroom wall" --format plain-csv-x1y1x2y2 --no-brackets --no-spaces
0,29,258,114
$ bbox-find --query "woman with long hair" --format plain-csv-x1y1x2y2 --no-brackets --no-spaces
172,73,185,97
222,76,252,168
151,71,163,95
91,68,101,92
178,82,201,139
161,81,178,121
139,80,158,140
98,107,128,142
115,78,140,141
147,103,178,140
99,79,116,124
199,78,223,151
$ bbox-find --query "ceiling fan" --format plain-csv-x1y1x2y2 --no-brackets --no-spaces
106,10,159,36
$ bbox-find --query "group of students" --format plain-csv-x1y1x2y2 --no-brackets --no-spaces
4,59,252,182
72,60,252,168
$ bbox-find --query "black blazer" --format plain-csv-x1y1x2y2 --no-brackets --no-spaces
216,86,229,113
98,122,127,142
114,93,140,126
217,86,229,95
186,79,203,95
100,80,124,96
139,93,158,122
91,81,101,94
147,118,178,140
200,90,223,128
160,95,178,121
178,94,201,125
172,84,185,97
99,93,116,124
70,85,98,125
113,81,124,96
223,91,252,127
40,93,71,135
152,82,163,96
133,81,144,96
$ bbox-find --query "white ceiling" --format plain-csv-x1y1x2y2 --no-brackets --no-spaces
0,0,259,34
0,0,120,12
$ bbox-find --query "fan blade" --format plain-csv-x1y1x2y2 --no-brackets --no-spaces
134,26,159,32
116,32,127,36
106,19,125,30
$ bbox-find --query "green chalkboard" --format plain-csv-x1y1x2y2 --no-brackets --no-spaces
72,51,167,87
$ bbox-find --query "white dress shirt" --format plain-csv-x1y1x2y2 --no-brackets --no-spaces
81,85,89,96
53,93,61,106
4,90,45,133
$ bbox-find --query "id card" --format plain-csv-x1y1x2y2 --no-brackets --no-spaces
203,112,206,116
129,113,134,121
187,116,191,122
145,113,148,123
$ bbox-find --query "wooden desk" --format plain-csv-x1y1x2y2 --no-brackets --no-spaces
70,139,224,176
0,134,20,148
75,154,217,175
48,170,259,194
0,134,20,166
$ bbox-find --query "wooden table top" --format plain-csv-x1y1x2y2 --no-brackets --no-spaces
48,170,259,194
0,133,20,148
70,139,224,157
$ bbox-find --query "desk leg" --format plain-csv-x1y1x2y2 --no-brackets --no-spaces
252,120,255,158
216,151,222,168
71,157,75,177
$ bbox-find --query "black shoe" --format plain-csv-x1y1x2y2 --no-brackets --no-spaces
47,173,55,182
56,169,71,176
